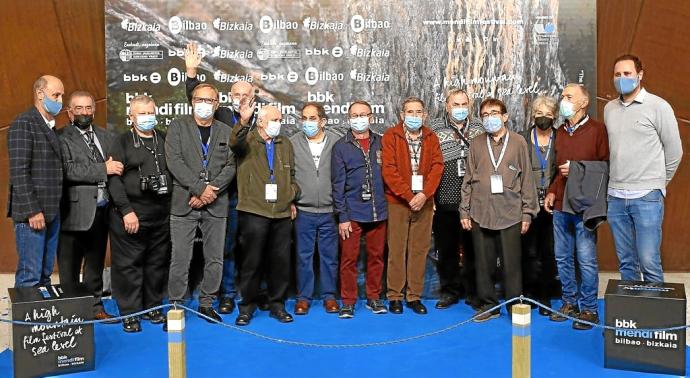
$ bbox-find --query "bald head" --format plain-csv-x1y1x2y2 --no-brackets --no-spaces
33,75,64,102
230,81,253,106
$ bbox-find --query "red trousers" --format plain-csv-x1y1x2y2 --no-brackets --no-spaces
339,220,387,305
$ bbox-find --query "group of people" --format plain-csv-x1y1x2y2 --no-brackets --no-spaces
8,48,682,333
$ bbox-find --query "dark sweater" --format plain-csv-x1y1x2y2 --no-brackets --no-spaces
547,117,609,211
107,130,172,224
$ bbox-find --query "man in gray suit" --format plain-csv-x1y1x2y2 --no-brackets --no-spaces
59,90,122,322
165,83,236,325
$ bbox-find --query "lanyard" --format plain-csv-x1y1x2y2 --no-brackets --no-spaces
198,128,212,169
486,131,510,172
232,111,239,126
406,133,422,173
449,119,471,147
532,128,553,188
353,138,373,189
265,140,275,183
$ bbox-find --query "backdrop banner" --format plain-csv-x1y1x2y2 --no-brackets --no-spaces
105,0,596,298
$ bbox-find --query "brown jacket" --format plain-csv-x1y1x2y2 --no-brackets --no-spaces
381,123,444,205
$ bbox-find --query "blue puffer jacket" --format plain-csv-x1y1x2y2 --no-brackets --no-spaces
331,131,388,223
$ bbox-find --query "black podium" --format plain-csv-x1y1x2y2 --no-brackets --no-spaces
9,284,95,378
604,279,686,375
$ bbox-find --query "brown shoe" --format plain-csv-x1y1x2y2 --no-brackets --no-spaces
323,299,340,313
94,310,120,324
294,300,310,315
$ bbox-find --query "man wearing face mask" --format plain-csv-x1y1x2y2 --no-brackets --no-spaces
165,84,236,326
230,105,300,326
108,95,172,332
289,102,340,315
428,88,484,310
460,98,537,322
58,90,122,322
543,84,608,330
519,95,559,316
382,97,444,315
604,54,682,284
332,100,388,318
185,42,257,313
8,75,65,288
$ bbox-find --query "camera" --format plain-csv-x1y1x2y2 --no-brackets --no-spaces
140,174,169,195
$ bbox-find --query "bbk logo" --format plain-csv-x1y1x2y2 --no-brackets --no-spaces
123,72,161,84
212,18,253,31
349,69,390,82
307,91,335,103
168,47,208,57
259,15,298,34
212,46,254,59
302,17,344,31
349,44,391,58
304,47,343,58
305,67,344,86
168,16,208,35
120,19,160,32
349,15,391,33
615,319,638,329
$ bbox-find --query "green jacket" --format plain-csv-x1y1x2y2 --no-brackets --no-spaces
230,125,300,219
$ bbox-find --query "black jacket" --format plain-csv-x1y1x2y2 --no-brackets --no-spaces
562,161,609,231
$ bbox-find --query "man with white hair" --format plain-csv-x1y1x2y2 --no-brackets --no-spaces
230,104,300,326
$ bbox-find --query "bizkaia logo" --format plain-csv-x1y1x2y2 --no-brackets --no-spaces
349,69,390,82
304,47,344,58
259,15,298,34
120,18,160,32
168,16,208,34
302,17,344,31
212,18,253,31
212,46,254,59
119,49,164,62
167,68,206,87
213,70,254,83
260,71,300,83
304,67,344,86
349,15,391,33
349,44,390,58
122,72,161,84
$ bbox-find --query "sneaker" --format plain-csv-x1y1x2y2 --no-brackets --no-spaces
365,299,388,314
549,303,580,322
572,310,599,330
473,305,500,323
338,304,355,319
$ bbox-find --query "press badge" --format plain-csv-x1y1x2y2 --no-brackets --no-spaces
265,183,278,202
412,174,424,192
490,174,503,194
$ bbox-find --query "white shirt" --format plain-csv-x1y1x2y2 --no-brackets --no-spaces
41,114,55,129
307,136,327,168
77,125,104,158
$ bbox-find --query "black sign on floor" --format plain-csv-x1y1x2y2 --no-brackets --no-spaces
9,284,95,378
604,279,686,376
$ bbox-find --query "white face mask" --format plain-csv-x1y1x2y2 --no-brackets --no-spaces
232,98,241,112
194,102,214,119
265,120,281,138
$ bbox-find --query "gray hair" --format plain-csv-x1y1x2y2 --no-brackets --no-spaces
128,95,155,115
445,88,469,104
530,95,558,117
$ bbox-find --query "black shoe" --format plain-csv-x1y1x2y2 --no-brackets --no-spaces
435,295,459,309
123,317,141,333
235,313,252,326
406,300,428,314
338,304,355,319
389,300,403,314
198,306,223,323
269,309,294,323
537,299,552,316
473,305,500,323
142,309,165,324
573,310,599,330
219,297,236,314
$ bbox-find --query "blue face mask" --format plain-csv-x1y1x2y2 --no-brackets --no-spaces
404,116,423,131
450,107,469,122
302,120,320,138
135,115,157,131
614,76,639,95
559,100,576,119
42,92,62,116
482,116,503,133
350,117,369,133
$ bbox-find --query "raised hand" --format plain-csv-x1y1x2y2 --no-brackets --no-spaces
184,42,203,77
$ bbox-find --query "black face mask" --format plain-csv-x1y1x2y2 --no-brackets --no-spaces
73,114,93,130
534,116,554,131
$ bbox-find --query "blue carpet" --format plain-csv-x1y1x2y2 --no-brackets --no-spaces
0,299,686,377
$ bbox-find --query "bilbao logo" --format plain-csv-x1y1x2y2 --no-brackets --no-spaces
120,18,160,32
349,15,391,33
304,67,344,86
259,15,298,34
168,16,208,34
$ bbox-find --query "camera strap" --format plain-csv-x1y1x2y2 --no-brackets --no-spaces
132,130,163,176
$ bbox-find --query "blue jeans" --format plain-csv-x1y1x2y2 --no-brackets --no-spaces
295,211,339,301
607,190,665,283
553,211,599,312
14,217,60,287
220,192,238,299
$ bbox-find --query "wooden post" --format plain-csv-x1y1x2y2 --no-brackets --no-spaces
512,303,531,378
167,309,186,378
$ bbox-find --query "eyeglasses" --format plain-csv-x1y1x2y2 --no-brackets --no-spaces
71,106,94,112
480,110,503,118
350,113,372,118
192,97,218,104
